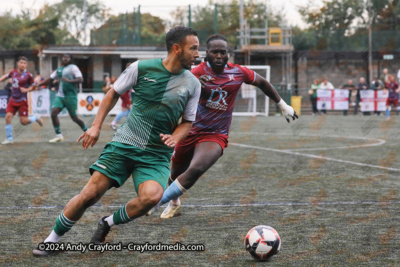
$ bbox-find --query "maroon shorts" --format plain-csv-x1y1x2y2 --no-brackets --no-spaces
172,133,228,164
6,98,28,117
386,98,399,107
120,91,131,109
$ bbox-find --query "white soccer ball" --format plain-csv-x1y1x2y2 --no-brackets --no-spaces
245,225,281,260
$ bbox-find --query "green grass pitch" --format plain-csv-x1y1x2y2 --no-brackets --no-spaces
0,114,399,266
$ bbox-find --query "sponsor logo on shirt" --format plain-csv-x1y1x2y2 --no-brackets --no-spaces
144,77,157,83
177,86,187,96
206,87,228,111
229,74,235,81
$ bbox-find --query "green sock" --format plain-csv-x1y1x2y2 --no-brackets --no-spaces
54,125,62,135
82,125,88,132
53,212,76,236
113,205,132,225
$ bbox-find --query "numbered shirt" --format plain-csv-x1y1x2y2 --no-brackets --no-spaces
190,62,255,136
112,59,201,154
50,64,82,98
386,82,399,100
7,69,34,102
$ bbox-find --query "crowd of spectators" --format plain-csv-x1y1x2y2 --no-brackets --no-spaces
309,68,400,119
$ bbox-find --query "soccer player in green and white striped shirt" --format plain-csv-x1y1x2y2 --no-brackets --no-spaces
37,53,88,142
33,26,201,256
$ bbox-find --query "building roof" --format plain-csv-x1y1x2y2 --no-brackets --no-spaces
42,45,207,59
238,44,294,53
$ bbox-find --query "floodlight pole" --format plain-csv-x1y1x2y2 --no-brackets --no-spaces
368,0,373,82
83,0,88,45
188,5,191,28
240,0,244,47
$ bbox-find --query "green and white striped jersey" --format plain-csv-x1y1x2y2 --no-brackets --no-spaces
50,64,82,98
112,59,201,155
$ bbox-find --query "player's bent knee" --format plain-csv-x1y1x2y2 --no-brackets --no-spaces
20,119,30,125
138,182,163,207
141,191,163,207
5,114,13,122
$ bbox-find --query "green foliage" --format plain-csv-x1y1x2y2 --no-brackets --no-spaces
173,0,282,47
0,9,65,50
0,0,106,50
92,12,166,46
48,0,109,43
296,0,400,51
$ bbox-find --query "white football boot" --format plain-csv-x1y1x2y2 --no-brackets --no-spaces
160,198,181,219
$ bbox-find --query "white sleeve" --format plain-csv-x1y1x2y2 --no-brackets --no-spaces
182,79,201,121
71,65,83,78
114,61,139,95
397,69,400,79
50,70,57,79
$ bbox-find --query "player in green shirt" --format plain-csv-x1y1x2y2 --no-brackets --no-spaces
33,26,201,256
37,53,88,142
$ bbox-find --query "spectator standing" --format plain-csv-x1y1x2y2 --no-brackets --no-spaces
370,77,384,115
319,78,334,90
341,79,356,116
381,68,389,84
357,77,369,115
309,79,319,115
319,78,334,114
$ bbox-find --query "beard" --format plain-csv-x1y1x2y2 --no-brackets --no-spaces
209,57,228,70
178,53,192,70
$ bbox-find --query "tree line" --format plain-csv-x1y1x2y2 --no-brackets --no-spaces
1,0,399,51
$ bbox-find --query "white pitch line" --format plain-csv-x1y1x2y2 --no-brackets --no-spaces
230,132,387,152
0,201,399,210
287,138,386,151
230,143,400,172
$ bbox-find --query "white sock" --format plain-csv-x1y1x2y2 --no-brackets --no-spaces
44,230,61,243
105,215,115,227
175,179,187,193
171,197,180,205
170,180,185,205
56,134,63,138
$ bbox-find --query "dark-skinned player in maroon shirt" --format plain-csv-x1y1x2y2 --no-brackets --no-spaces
0,56,42,145
148,34,298,218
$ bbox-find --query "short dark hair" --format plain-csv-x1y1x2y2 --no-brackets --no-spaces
63,53,74,64
166,26,197,52
18,56,28,62
206,34,228,49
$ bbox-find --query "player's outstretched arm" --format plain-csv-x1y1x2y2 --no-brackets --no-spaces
252,74,298,123
0,74,8,82
19,86,35,93
38,78,53,88
62,77,83,83
78,88,120,149
160,119,193,148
